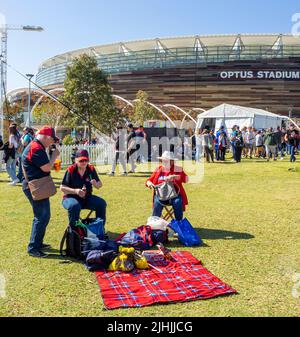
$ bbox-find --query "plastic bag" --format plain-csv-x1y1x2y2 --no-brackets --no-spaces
108,254,135,272
108,246,135,272
168,218,202,247
146,216,169,231
134,253,149,270
83,218,105,240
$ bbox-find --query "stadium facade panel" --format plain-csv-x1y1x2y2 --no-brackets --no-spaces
36,34,300,117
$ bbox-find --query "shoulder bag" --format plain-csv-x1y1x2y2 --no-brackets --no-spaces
23,164,57,201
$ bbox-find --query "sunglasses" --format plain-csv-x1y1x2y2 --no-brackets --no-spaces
78,160,89,163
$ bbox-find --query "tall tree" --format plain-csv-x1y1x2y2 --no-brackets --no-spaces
63,54,119,142
3,99,24,126
32,97,68,130
132,90,160,125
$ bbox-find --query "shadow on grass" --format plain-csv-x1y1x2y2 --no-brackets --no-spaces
197,228,254,241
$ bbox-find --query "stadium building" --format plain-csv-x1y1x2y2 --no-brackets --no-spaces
6,33,300,130
33,34,300,119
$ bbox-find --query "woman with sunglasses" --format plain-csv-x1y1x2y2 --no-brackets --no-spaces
60,150,107,230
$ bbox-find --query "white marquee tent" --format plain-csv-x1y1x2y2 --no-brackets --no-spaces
196,103,289,132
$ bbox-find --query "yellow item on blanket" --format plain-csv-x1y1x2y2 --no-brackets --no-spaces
108,253,135,272
119,246,135,255
134,254,149,270
108,246,149,272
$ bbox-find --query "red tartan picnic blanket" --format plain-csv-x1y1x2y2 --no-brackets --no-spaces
95,251,237,310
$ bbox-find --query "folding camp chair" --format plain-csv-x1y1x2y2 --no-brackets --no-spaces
162,205,175,222
80,210,95,222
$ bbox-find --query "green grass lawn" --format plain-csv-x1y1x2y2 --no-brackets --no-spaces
0,157,299,317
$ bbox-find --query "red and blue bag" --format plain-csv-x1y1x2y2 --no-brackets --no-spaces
118,225,154,250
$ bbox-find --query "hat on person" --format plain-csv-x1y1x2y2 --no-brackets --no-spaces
75,149,89,161
158,151,178,161
38,126,59,142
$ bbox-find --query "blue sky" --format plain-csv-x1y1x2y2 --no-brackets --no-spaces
1,0,300,90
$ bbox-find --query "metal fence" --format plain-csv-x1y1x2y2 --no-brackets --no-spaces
58,144,115,167
0,143,115,173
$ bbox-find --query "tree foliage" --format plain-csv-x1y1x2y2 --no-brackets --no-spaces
3,99,23,126
132,90,160,125
63,54,119,141
32,97,68,130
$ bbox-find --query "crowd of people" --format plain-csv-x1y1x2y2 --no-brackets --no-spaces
0,124,188,259
108,124,147,176
0,124,35,185
1,121,299,259
195,125,300,163
71,136,102,146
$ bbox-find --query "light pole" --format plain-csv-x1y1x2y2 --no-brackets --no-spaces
26,74,34,127
0,24,43,136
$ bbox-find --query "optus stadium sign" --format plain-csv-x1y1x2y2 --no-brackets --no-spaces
220,70,300,80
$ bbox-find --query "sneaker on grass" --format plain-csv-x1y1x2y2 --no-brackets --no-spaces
40,243,52,250
29,250,49,258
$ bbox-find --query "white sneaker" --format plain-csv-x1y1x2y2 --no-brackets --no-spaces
8,181,17,186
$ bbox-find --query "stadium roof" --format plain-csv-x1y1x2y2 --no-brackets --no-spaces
39,34,300,69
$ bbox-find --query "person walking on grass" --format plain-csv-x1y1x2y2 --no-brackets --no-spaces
230,126,239,162
264,128,278,161
6,124,21,186
255,130,265,158
288,130,298,163
218,131,228,162
202,129,214,163
127,124,138,173
17,127,35,182
195,128,203,163
245,127,255,159
22,126,60,258
108,125,128,176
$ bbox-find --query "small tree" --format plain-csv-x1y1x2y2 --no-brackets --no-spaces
62,134,74,146
133,90,160,125
63,54,120,142
32,97,68,130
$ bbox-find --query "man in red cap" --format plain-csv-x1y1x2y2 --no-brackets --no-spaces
22,126,60,258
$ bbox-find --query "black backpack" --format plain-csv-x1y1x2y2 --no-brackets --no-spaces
60,226,85,260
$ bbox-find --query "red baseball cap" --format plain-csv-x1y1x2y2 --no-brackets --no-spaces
38,126,59,143
75,149,89,162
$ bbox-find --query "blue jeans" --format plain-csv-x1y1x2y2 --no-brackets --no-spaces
231,144,236,160
290,146,296,162
62,195,107,229
17,157,24,181
153,195,183,221
23,187,51,253
6,157,18,181
195,145,202,162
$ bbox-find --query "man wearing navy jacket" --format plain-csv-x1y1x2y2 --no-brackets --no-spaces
22,126,60,258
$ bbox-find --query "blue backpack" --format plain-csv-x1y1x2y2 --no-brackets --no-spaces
169,218,202,247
